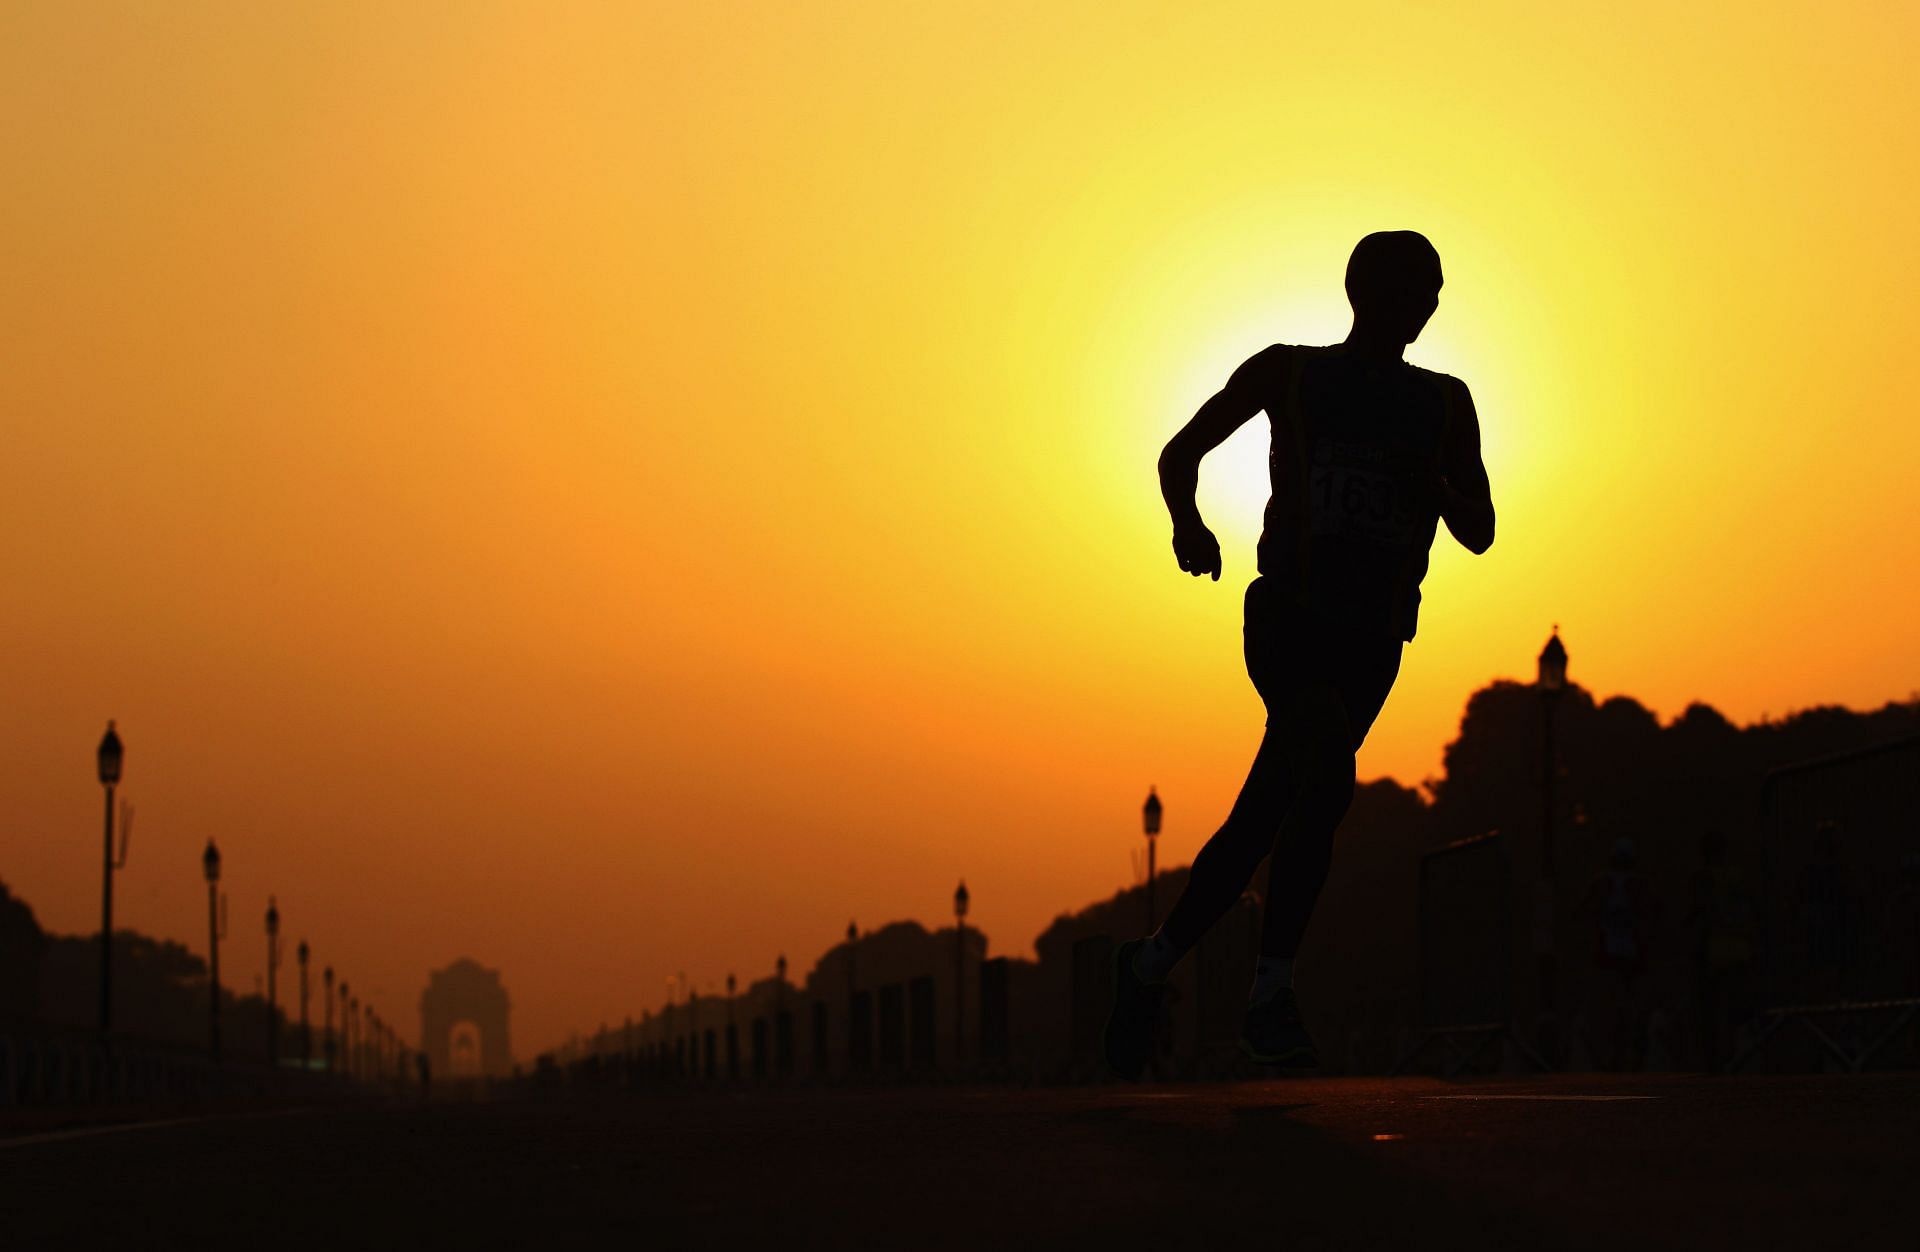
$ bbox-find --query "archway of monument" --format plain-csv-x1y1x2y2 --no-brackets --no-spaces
420,959,513,1079
447,1020,484,1079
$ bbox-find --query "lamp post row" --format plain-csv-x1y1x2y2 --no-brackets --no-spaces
93,722,405,1078
103,635,1565,1075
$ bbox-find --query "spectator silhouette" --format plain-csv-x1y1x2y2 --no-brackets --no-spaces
1580,837,1660,1070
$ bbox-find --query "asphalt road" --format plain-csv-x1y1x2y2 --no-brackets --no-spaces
3,1074,1915,1250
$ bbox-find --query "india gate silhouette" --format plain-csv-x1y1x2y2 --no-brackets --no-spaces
420,958,513,1079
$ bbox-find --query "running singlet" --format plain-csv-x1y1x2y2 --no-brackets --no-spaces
1253,344,1450,641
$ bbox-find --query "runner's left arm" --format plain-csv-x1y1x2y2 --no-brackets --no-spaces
1158,347,1281,581
1436,378,1495,554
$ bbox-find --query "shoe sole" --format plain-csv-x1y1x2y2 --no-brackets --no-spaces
1238,1037,1318,1068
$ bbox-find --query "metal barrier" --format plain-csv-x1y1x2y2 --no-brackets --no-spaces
1392,832,1547,1075
1732,735,1920,1072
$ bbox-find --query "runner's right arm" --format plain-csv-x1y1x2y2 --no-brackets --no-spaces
1434,376,1495,554
1158,348,1281,581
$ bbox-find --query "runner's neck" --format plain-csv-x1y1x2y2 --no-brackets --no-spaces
1339,327,1410,362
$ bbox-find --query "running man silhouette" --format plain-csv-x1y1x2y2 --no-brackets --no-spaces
1105,231,1495,1076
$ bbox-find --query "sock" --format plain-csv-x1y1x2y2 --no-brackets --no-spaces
1131,931,1181,984
1248,957,1295,1006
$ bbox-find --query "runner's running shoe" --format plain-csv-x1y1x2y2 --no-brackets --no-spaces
1241,987,1319,1068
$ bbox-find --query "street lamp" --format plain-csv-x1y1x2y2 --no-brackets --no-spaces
688,988,701,1079
953,880,970,1065
1536,627,1569,1025
1537,628,1567,873
344,988,355,1080
265,897,281,1065
775,953,789,1072
95,721,126,1038
323,965,335,1071
846,920,859,997
203,839,225,1062
1142,786,1163,932
726,973,738,1081
297,940,311,1068
844,922,859,1074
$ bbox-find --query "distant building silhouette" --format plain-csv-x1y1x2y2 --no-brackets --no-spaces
421,959,513,1079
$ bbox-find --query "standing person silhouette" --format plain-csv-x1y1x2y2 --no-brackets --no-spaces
1105,231,1495,1076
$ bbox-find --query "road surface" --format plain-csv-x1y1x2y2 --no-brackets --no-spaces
3,1073,1915,1249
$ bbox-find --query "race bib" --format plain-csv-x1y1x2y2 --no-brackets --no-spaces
1309,447,1420,543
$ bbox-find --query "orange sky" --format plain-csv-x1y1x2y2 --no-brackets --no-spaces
3,2,1916,1055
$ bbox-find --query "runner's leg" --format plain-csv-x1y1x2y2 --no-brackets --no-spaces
1258,722,1357,959
1150,578,1299,963
1156,727,1294,956
1258,628,1403,959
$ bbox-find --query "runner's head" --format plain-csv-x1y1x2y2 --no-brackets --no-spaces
1345,231,1442,345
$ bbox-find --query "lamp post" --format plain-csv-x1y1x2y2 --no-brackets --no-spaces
95,721,125,1038
689,989,702,1080
1538,629,1568,872
953,880,970,1065
775,953,790,1078
265,897,281,1065
1142,787,1163,932
203,840,225,1062
1536,628,1569,1023
726,973,738,1081
297,940,311,1068
344,989,355,1080
846,921,858,996
845,921,859,1074
323,966,335,1071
